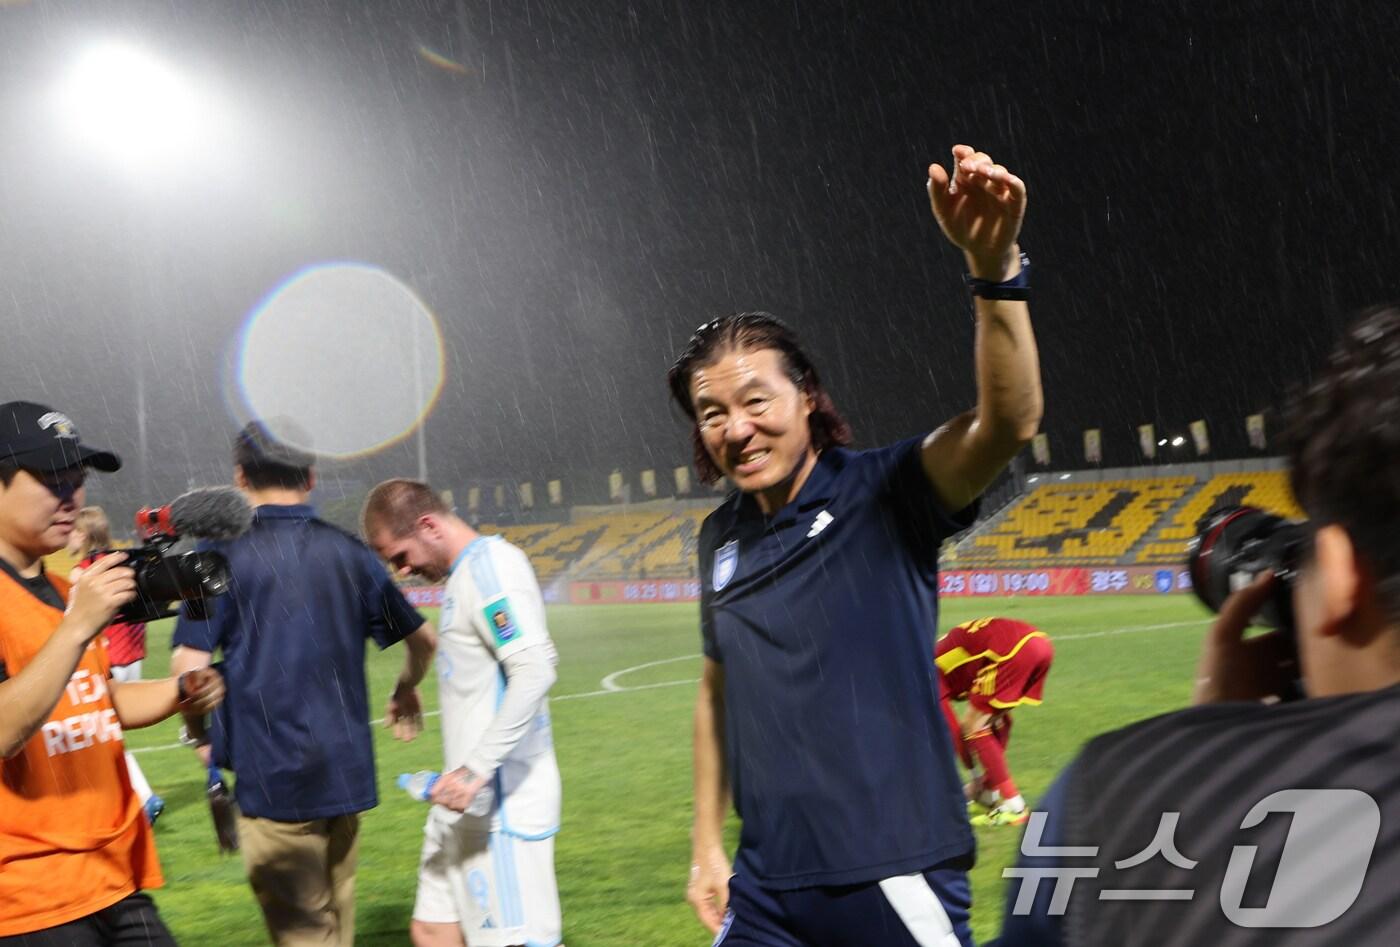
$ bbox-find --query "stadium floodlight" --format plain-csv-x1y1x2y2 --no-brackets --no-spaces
1171,436,1186,448
53,40,202,173
50,39,228,489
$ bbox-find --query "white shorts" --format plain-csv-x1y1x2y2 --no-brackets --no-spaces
110,661,143,683
412,808,562,947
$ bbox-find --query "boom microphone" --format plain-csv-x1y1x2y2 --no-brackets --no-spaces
136,487,254,542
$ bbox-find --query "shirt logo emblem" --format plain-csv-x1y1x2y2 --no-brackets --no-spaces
806,510,834,538
713,539,739,591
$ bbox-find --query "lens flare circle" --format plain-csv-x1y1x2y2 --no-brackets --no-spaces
237,262,445,459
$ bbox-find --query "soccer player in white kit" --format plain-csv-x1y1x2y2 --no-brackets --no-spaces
363,479,563,947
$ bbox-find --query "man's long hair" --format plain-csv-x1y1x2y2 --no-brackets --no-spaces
666,312,853,485
1283,304,1400,623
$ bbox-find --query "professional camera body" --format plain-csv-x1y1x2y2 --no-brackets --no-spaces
113,536,230,623
1188,505,1308,635
94,487,252,623
1189,504,1310,706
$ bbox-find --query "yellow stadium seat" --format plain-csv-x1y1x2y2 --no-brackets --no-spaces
1156,472,1304,541
958,476,1195,566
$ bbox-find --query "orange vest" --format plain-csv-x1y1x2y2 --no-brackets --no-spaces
0,569,162,935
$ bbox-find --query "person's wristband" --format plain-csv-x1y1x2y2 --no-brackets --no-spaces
965,252,1031,300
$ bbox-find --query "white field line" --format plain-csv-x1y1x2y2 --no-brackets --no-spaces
129,618,1207,756
599,654,703,692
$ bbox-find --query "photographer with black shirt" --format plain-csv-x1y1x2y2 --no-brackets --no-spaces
997,307,1400,946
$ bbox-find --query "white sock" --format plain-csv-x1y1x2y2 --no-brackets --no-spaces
1001,794,1026,813
125,752,153,805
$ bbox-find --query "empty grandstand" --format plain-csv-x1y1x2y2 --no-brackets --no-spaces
949,459,1301,569
1136,469,1304,563
480,501,711,583
952,475,1197,566
318,458,1304,589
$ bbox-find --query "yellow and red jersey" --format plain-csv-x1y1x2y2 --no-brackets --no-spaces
935,616,1054,712
0,569,162,936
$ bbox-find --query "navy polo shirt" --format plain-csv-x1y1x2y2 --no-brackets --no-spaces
699,437,976,889
172,504,423,821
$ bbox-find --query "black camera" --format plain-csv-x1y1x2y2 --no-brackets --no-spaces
95,487,252,622
113,541,232,623
1187,505,1309,636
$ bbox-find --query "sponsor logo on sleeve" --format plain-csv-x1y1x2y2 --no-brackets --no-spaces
484,597,520,647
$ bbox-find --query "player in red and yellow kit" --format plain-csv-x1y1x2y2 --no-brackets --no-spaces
0,401,224,943
935,616,1053,826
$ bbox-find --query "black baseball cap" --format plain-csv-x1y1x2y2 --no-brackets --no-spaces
0,401,122,474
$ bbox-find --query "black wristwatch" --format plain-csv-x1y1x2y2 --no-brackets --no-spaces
965,252,1031,301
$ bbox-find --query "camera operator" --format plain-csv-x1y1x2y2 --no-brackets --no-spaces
170,420,435,946
995,307,1400,945
67,506,166,826
0,401,223,945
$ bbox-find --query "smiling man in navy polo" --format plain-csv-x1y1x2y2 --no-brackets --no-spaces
669,145,1042,946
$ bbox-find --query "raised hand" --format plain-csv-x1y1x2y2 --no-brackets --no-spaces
927,144,1028,280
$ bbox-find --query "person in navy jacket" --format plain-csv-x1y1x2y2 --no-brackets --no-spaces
669,145,1042,946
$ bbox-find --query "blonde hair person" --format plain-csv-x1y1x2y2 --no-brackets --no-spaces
67,505,112,559
67,506,164,823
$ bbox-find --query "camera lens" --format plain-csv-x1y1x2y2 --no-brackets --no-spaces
188,552,231,596
1187,505,1306,632
126,549,232,620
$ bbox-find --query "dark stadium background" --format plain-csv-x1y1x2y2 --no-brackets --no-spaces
2,0,1398,519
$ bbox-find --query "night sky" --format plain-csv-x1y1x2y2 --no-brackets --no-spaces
3,0,1398,520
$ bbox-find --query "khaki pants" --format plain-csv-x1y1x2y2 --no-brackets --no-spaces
238,812,361,946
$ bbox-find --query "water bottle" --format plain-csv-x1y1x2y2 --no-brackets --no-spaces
398,769,495,816
398,770,440,801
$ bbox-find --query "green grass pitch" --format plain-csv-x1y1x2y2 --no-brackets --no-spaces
122,594,1213,944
